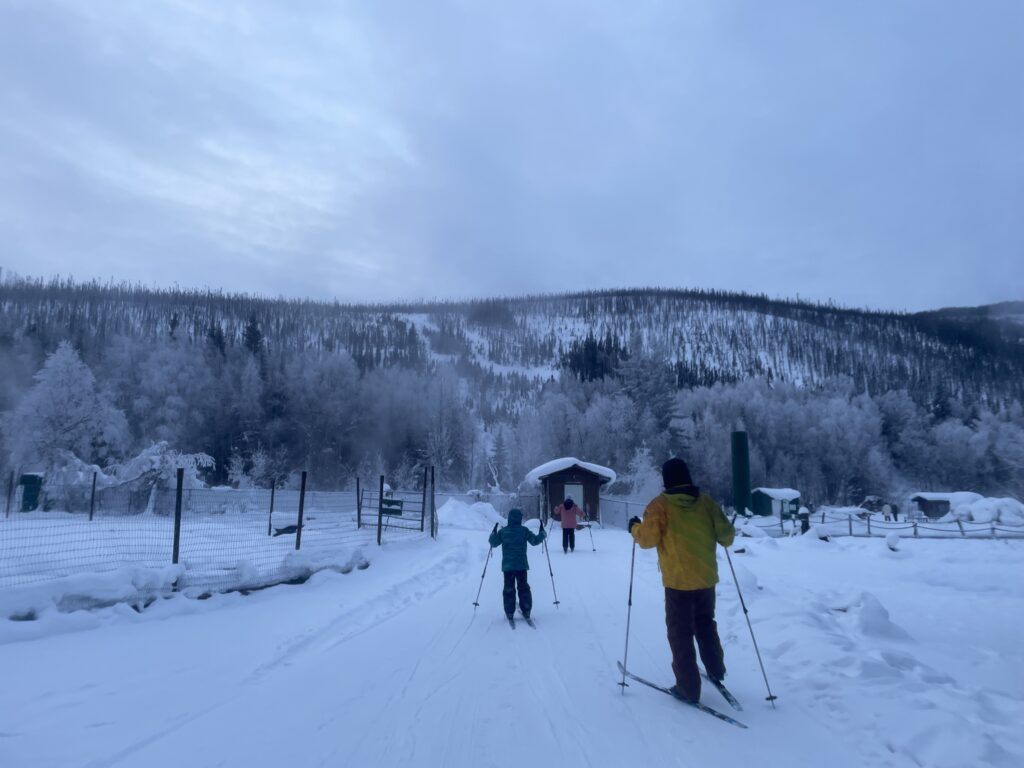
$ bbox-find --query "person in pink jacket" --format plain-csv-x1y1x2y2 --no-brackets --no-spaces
553,497,585,553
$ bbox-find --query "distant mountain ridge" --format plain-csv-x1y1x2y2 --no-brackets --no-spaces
1,277,1021,410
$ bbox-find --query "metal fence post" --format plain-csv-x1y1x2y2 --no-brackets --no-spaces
295,471,307,550
172,468,184,565
88,471,97,522
267,485,276,536
5,471,14,518
866,516,871,537
356,476,362,529
430,466,436,538
377,474,385,546
420,466,428,533
848,515,853,536
913,520,918,537
820,510,825,524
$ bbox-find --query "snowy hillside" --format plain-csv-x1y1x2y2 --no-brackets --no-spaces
2,517,1021,768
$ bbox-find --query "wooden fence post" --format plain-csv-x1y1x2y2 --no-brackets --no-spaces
172,468,184,565
848,515,853,536
295,471,307,550
913,520,918,537
866,516,872,536
956,519,965,538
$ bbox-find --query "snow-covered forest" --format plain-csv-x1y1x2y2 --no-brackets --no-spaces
1,275,1022,503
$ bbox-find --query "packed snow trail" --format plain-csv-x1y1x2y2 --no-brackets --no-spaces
2,517,1023,768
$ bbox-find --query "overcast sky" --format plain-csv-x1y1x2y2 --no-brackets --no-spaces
1,1,1022,312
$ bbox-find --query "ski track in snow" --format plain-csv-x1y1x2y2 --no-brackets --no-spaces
1,523,1022,768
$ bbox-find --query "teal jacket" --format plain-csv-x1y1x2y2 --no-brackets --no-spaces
488,509,546,572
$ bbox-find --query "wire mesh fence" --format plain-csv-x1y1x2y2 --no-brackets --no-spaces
598,496,1024,540
599,497,648,530
0,472,433,592
737,508,1024,540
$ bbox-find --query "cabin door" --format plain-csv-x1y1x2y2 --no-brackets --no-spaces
564,484,584,516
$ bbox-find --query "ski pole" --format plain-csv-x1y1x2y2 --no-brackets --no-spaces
473,524,498,609
619,539,637,692
723,546,778,708
587,522,596,552
540,518,560,607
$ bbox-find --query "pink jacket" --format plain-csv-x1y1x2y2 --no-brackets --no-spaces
554,503,585,529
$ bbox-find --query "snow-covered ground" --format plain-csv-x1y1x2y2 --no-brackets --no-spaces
1,503,1022,768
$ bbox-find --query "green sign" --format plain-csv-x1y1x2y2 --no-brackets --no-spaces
381,498,404,516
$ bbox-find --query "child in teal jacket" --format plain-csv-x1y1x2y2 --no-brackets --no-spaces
488,508,546,619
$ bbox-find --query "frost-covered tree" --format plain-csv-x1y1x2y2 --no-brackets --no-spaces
114,441,215,492
2,342,128,473
624,442,663,500
490,426,511,491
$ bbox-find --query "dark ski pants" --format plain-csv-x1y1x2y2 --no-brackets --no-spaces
665,587,726,701
503,570,533,617
562,528,575,552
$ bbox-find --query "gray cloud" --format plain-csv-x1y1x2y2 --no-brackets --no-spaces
1,0,1021,310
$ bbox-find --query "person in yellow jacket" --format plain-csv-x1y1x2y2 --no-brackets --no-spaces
629,457,735,704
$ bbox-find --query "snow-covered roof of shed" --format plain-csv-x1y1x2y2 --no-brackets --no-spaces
752,487,801,500
525,458,616,486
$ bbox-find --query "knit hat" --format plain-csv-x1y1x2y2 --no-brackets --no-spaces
564,498,574,509
661,458,693,489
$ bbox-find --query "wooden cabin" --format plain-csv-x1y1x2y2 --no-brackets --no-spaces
525,458,616,524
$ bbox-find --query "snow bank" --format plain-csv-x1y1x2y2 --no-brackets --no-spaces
736,519,769,538
946,496,1024,524
524,457,616,486
436,499,504,530
0,565,184,621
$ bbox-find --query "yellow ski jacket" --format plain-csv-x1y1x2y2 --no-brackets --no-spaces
631,491,735,591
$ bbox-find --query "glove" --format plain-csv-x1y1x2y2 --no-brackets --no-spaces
628,516,641,533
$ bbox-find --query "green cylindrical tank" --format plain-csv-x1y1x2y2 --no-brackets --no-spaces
20,474,43,512
731,431,751,515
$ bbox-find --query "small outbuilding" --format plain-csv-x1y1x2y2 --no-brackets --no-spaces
908,492,983,520
751,487,801,518
525,458,616,524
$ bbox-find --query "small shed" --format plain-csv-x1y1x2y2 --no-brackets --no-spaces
751,488,801,518
525,458,616,524
909,492,983,520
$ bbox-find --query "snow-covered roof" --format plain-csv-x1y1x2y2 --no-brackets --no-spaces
525,457,616,486
752,487,801,501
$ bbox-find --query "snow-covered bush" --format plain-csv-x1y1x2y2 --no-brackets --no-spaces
114,441,214,492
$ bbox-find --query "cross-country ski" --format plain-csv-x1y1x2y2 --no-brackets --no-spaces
617,661,748,729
